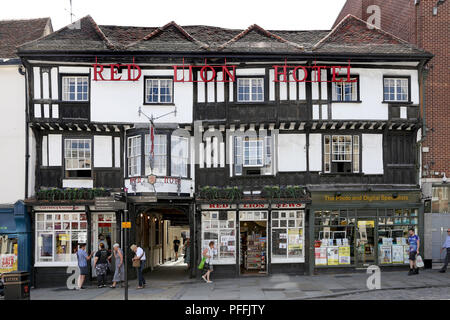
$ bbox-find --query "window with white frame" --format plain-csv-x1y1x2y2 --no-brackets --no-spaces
145,78,173,104
35,212,88,264
64,139,91,178
332,77,358,101
271,210,304,262
384,77,409,102
127,136,141,177
62,76,89,101
171,136,189,178
145,134,167,176
233,135,272,176
237,78,264,102
202,211,236,264
324,135,360,173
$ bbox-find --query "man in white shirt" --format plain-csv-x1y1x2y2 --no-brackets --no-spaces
131,244,146,288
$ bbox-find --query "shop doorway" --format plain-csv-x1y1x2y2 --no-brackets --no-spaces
355,220,376,267
239,220,267,275
91,213,117,276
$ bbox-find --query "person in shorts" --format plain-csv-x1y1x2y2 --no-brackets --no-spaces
201,241,215,283
407,228,420,275
76,243,93,289
173,236,181,260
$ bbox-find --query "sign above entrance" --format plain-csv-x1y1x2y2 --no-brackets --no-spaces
271,203,305,209
311,192,421,204
200,204,237,210
33,205,85,211
239,203,269,209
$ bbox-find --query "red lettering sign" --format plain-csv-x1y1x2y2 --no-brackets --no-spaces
92,57,141,81
208,204,230,209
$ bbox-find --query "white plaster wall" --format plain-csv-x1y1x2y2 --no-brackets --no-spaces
91,68,192,123
309,133,322,172
48,134,62,166
277,134,307,172
0,66,26,203
94,135,112,167
362,134,384,174
331,68,419,120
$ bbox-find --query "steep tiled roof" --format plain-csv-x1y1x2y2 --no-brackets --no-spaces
0,17,52,58
17,15,431,58
217,24,304,52
313,14,425,55
125,21,209,51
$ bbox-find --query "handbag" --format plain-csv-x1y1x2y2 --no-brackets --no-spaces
198,257,206,270
416,254,424,268
132,254,141,268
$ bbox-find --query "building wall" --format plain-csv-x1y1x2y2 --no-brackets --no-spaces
0,65,26,203
334,0,450,182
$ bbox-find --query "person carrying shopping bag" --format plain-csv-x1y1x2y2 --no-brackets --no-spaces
201,241,215,283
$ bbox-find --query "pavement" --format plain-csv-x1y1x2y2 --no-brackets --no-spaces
23,260,450,300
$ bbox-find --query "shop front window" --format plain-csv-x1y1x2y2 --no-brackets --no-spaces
378,208,418,265
271,211,304,263
0,236,18,273
202,211,236,264
36,212,88,264
314,210,355,266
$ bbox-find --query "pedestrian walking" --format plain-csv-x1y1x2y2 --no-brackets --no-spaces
183,238,191,271
94,242,110,288
201,241,215,283
407,228,420,275
173,236,181,260
110,243,124,288
131,244,146,289
439,228,450,273
76,243,93,290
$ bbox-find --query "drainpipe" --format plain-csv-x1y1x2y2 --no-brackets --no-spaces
417,60,430,185
19,62,30,199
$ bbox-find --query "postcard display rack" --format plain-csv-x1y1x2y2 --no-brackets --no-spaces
244,233,266,272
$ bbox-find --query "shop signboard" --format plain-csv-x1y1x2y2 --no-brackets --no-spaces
315,247,327,265
33,205,85,211
327,247,339,265
200,204,237,210
239,203,269,209
338,246,351,265
271,203,305,209
312,192,421,204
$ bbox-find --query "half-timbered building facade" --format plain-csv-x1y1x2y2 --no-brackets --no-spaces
17,14,432,285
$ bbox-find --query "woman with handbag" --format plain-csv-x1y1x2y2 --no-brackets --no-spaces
130,244,146,289
110,243,124,288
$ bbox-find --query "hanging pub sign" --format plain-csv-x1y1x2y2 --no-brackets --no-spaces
92,57,354,83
